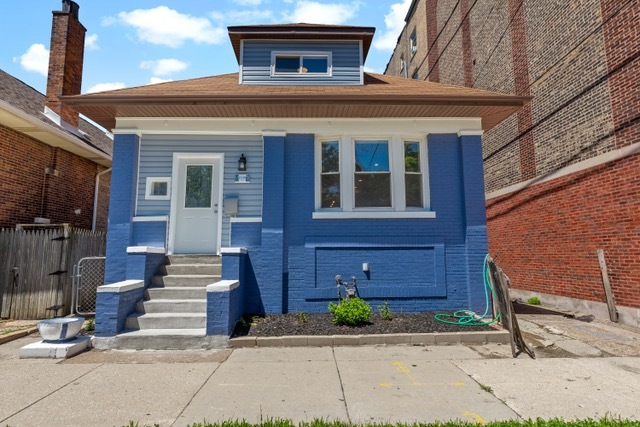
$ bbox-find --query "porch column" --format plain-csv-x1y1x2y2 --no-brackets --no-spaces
459,130,489,313
104,132,140,284
260,131,286,313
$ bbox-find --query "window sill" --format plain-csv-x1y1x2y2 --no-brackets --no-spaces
312,211,436,220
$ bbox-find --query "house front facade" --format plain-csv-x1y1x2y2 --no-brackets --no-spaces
65,24,527,348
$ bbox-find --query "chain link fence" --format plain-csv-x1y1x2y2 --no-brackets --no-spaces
72,257,105,315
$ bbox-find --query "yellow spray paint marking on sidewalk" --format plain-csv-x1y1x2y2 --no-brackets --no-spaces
454,382,465,387
462,411,486,424
392,361,419,386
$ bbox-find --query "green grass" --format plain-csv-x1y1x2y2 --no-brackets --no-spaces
527,296,541,305
141,418,640,427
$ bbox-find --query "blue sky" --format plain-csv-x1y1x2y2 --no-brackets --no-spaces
0,0,412,94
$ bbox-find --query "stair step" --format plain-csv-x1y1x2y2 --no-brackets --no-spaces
167,255,220,265
160,264,221,275
93,329,229,350
136,299,207,314
152,275,220,287
145,287,206,300
126,313,206,330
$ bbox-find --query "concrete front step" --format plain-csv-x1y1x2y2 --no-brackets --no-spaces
152,274,220,287
160,264,221,276
136,299,207,314
167,255,220,265
125,313,206,330
145,286,207,300
92,329,229,350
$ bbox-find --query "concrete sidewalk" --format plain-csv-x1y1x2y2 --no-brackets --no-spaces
1,313,640,427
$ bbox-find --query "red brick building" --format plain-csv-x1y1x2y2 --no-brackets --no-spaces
386,0,639,325
0,1,112,231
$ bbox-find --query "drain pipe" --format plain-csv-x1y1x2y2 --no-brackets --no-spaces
92,168,111,231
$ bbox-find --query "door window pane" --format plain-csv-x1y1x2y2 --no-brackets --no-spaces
185,165,212,208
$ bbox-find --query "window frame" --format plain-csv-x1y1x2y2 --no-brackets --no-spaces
145,177,171,201
314,135,433,219
410,29,418,57
271,51,333,77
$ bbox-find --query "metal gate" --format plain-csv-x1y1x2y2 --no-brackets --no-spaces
71,257,105,315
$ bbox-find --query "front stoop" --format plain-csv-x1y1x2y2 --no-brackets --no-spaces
110,255,224,350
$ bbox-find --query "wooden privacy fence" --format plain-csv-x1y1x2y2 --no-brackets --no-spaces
0,226,106,320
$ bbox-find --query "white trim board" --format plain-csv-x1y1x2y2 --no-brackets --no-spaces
115,117,483,136
486,140,640,200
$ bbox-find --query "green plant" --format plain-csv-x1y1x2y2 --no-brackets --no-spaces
527,296,541,305
84,318,95,331
378,301,393,321
295,311,307,323
328,297,372,326
479,383,493,393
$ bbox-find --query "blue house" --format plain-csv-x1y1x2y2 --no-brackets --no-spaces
65,24,527,349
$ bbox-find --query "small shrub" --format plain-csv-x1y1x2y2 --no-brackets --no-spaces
527,296,541,305
84,318,95,331
296,311,307,323
378,301,393,321
328,297,372,326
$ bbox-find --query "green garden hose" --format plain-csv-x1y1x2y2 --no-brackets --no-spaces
434,254,501,326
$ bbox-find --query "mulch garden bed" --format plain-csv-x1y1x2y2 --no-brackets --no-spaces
232,312,498,337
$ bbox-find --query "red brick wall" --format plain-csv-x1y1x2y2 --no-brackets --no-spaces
46,11,85,128
0,124,108,231
487,153,640,308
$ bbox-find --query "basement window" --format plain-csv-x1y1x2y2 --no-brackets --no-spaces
272,52,332,76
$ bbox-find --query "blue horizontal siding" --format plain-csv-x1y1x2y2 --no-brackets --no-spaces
136,135,263,247
241,40,361,85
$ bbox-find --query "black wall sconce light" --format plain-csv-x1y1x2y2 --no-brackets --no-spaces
238,154,247,171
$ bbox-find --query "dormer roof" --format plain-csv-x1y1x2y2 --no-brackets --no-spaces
227,23,376,63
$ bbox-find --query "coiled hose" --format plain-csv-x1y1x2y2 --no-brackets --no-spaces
434,254,501,326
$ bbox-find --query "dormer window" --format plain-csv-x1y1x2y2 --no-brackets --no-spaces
272,52,332,76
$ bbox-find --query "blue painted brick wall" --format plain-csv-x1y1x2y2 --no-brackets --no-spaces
230,222,262,247
131,221,167,248
240,132,489,315
105,134,140,285
206,285,243,336
95,287,144,336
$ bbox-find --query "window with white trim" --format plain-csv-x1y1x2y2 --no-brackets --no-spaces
272,52,331,76
145,177,171,200
315,136,431,218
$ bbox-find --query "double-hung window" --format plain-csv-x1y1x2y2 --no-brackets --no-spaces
315,136,432,219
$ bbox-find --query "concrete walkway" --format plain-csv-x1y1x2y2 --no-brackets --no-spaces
1,314,640,427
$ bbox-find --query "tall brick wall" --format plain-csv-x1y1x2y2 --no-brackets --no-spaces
486,153,640,308
386,0,640,310
0,123,108,230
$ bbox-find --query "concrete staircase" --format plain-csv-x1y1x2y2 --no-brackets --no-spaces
108,255,224,350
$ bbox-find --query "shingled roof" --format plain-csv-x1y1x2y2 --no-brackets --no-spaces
63,72,529,131
0,68,112,163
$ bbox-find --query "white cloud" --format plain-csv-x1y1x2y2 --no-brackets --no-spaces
85,34,99,50
15,43,49,76
363,66,382,74
148,77,173,85
118,6,225,48
283,1,359,25
232,0,263,5
373,0,412,52
140,59,189,76
227,10,274,23
101,16,117,26
86,82,126,94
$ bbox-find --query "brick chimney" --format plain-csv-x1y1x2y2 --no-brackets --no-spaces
45,0,86,128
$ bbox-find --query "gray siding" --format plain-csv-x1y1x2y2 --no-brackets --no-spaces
136,135,263,247
241,40,361,85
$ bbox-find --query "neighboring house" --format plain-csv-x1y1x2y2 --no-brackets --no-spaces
65,23,527,349
0,1,112,231
385,0,639,326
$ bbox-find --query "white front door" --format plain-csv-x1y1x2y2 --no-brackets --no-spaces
170,155,223,254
